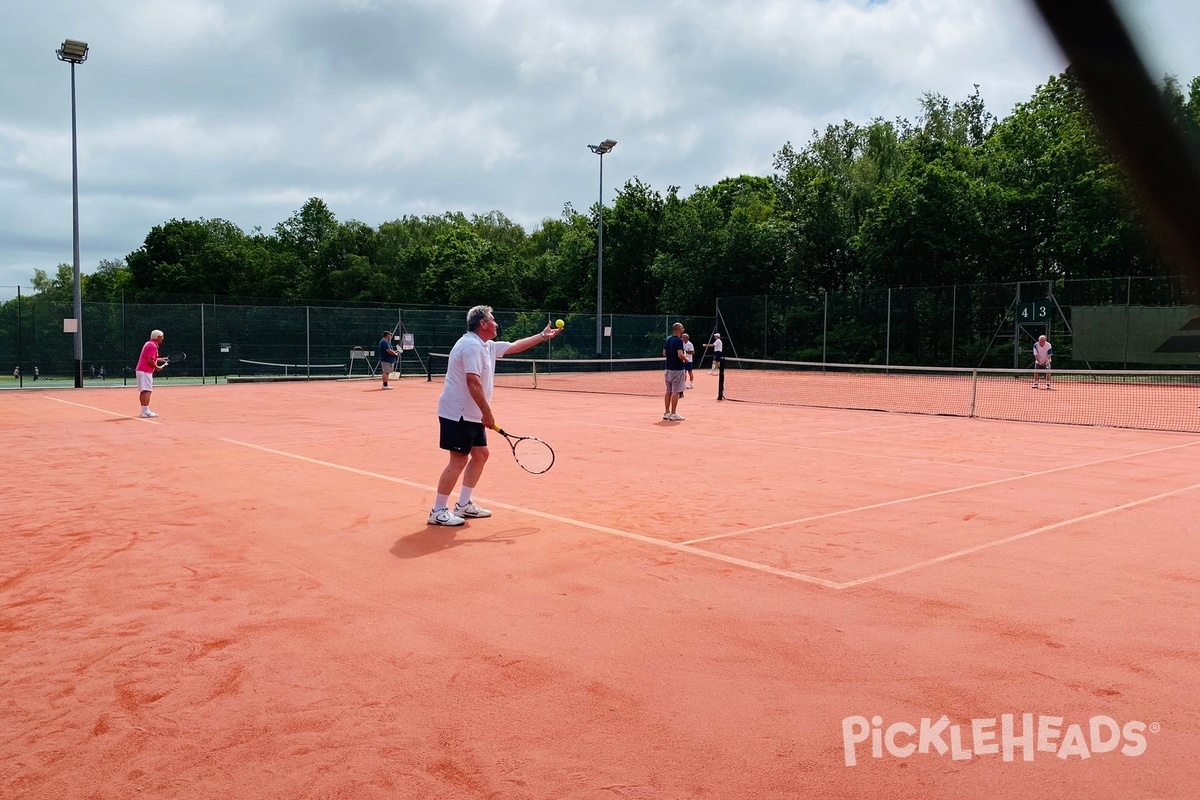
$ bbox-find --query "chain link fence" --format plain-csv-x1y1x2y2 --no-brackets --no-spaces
5,276,1196,388
0,290,718,387
717,276,1200,370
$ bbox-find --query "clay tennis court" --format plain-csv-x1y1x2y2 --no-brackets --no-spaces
2,375,1198,799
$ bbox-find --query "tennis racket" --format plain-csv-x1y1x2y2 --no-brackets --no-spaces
490,425,555,474
157,351,187,367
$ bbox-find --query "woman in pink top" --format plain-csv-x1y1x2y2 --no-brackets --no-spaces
136,330,165,418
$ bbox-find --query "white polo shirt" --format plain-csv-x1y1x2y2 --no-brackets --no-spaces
437,332,513,422
1033,341,1053,365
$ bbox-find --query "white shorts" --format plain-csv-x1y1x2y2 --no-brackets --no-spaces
136,371,154,391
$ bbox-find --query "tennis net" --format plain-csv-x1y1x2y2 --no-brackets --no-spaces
718,357,1200,433
427,353,666,396
236,359,344,379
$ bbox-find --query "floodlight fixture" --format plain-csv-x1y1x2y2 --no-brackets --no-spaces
588,139,618,156
56,39,89,64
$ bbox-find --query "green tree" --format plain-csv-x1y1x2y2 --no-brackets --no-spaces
274,198,343,299
603,178,665,314
30,264,74,301
82,258,133,302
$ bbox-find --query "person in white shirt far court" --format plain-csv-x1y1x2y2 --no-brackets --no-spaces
704,333,724,375
1032,335,1054,389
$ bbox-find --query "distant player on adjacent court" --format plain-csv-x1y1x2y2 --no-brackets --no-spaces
136,329,165,418
704,333,724,375
663,323,687,421
428,306,562,526
1033,334,1053,389
682,333,695,389
377,331,399,390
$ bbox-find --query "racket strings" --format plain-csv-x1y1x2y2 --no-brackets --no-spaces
512,438,554,474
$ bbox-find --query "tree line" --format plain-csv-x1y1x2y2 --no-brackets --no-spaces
23,70,1200,314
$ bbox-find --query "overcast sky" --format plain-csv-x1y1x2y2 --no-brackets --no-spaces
2,0,1197,291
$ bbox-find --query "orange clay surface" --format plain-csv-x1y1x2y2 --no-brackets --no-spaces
2,377,1198,799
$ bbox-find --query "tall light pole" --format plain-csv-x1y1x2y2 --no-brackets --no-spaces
57,38,89,388
588,139,617,356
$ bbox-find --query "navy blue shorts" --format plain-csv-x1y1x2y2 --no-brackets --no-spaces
439,416,487,454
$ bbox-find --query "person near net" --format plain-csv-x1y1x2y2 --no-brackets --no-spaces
428,306,563,526
663,322,688,421
377,331,399,390
136,329,166,418
1033,334,1054,389
682,333,696,390
704,333,724,375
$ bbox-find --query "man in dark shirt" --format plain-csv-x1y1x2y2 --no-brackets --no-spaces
662,322,687,421
378,331,399,390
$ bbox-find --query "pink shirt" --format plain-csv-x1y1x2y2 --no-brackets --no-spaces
137,340,159,374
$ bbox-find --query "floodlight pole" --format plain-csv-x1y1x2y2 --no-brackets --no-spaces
588,139,616,355
57,39,89,388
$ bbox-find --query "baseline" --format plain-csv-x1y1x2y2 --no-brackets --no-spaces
45,395,160,423
220,437,842,589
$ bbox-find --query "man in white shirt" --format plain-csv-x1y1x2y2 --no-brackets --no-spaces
704,333,724,375
428,305,562,526
1032,334,1053,389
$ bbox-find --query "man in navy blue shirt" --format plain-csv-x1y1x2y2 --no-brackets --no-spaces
378,331,399,390
662,322,687,421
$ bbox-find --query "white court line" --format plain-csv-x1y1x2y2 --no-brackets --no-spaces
839,481,1200,588
219,437,843,589
581,420,1029,474
45,395,159,422
760,418,943,440
681,437,1200,545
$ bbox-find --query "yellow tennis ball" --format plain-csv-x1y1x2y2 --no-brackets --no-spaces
555,319,565,328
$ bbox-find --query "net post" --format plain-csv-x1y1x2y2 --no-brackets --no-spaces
717,358,725,400
969,370,979,418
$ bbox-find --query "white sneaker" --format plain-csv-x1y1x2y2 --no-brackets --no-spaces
707,370,716,375
685,382,693,389
668,412,684,421
140,410,158,418
427,508,465,526
663,413,671,420
382,385,392,390
454,501,491,518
